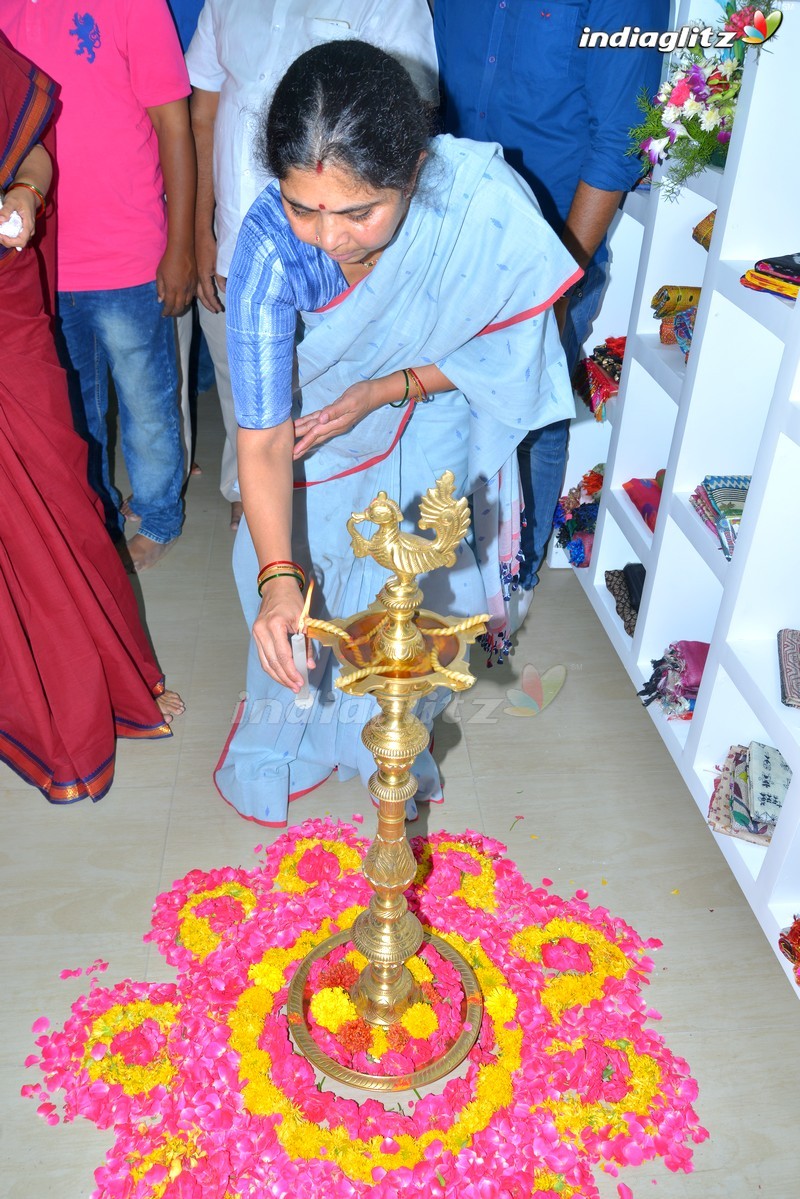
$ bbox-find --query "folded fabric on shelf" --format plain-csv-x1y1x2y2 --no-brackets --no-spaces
651,284,702,318
604,569,639,636
777,628,800,709
740,269,798,300
638,640,710,719
659,314,678,344
574,336,627,422
554,464,604,563
673,306,697,359
622,469,666,533
622,562,646,611
689,474,750,560
754,252,800,282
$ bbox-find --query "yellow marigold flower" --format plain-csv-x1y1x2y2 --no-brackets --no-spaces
399,1002,439,1040
484,985,517,1024
337,904,365,929
370,1026,389,1059
249,961,286,993
345,948,369,972
405,955,433,984
494,1027,523,1072
309,986,358,1033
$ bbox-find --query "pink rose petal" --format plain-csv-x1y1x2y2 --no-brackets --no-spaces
31,1016,49,1034
576,888,589,900
618,1185,634,1199
352,813,364,824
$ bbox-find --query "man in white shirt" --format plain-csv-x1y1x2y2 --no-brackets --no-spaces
186,0,439,528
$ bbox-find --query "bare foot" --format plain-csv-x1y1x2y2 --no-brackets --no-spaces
190,461,202,476
121,496,140,521
157,689,185,724
230,500,244,531
127,533,177,572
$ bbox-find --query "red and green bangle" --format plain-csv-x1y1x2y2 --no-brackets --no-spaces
7,180,46,217
257,560,306,597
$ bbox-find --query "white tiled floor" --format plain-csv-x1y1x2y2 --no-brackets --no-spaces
2,392,799,1197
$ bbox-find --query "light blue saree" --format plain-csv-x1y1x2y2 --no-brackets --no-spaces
215,135,578,825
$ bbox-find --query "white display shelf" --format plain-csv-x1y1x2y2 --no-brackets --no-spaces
631,333,685,401
724,639,800,759
786,402,800,447
685,163,722,207
716,259,797,341
569,1,800,994
669,491,729,585
605,488,652,567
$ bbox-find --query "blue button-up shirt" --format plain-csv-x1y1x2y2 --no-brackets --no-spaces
434,0,668,239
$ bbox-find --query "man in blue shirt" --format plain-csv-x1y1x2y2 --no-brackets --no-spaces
434,0,667,590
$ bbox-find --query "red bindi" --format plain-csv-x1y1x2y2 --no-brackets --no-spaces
315,159,324,174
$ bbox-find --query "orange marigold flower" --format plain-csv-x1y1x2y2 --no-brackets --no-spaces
337,1019,372,1055
420,981,440,1004
386,1023,410,1051
318,960,359,990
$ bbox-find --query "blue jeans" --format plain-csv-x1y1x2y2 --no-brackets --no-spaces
57,282,184,544
518,256,608,590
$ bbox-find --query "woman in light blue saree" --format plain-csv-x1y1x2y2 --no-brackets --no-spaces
214,41,578,826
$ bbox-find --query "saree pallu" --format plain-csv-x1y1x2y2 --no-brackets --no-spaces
216,136,578,825
0,229,171,803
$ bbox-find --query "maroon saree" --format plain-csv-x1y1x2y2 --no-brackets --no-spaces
0,34,171,802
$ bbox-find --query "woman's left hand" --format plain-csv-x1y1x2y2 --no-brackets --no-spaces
293,380,381,459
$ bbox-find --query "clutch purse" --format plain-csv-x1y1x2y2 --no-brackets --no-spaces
777,629,800,708
651,285,702,319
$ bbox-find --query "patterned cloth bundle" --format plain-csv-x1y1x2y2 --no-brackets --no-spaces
740,253,800,302
689,474,750,560
651,286,701,359
574,336,626,421
553,464,604,567
622,469,666,533
708,741,793,845
605,563,646,637
673,306,696,358
638,639,709,719
691,209,716,251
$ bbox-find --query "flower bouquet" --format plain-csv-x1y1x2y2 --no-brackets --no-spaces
630,2,783,197
631,50,742,198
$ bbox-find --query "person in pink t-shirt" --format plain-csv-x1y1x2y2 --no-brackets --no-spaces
0,0,197,570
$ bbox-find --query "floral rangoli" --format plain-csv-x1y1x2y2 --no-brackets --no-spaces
24,819,708,1197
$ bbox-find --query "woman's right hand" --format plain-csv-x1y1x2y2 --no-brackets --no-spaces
252,576,313,690
0,187,36,251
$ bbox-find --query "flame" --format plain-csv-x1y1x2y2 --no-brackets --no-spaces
297,576,315,635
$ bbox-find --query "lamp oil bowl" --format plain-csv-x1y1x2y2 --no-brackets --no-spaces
286,472,489,1090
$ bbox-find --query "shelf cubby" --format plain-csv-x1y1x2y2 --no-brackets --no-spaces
636,515,723,675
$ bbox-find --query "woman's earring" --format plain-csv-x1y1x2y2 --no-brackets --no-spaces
315,234,320,243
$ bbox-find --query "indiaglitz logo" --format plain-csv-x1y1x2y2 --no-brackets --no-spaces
740,9,782,42
503,663,566,718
